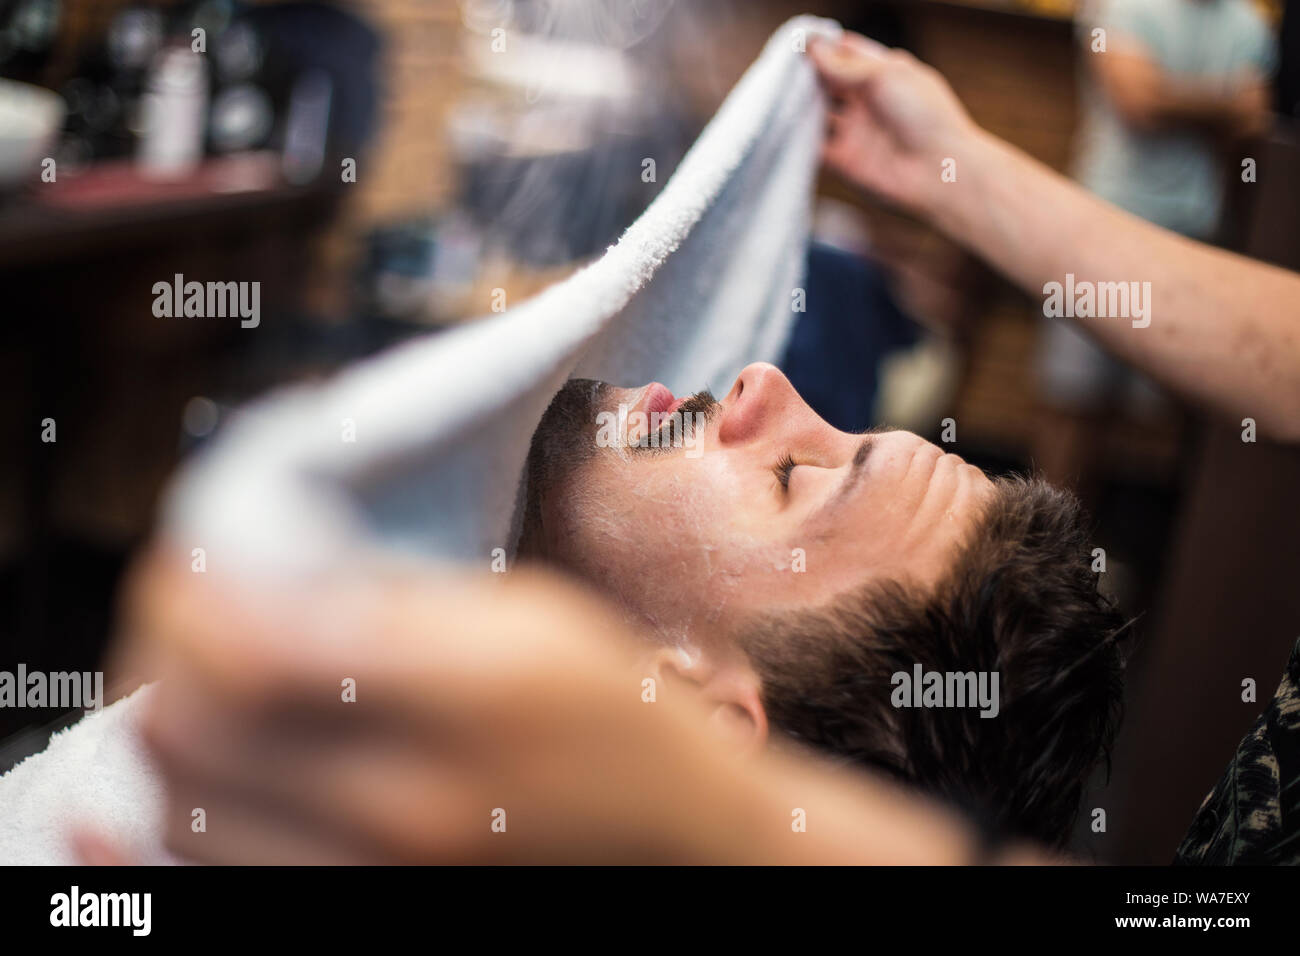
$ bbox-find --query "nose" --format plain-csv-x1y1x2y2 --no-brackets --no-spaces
717,362,804,445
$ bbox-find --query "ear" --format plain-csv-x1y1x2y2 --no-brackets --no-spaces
647,644,769,753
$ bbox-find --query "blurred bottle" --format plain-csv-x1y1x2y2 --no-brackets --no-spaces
137,42,207,176
281,67,331,184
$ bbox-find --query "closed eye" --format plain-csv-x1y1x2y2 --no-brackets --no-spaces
773,452,797,491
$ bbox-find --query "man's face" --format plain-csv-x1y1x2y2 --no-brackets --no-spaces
522,362,995,643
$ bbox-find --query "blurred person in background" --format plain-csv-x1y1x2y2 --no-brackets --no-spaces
1034,0,1277,497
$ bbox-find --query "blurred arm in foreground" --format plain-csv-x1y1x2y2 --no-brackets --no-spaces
82,552,1049,865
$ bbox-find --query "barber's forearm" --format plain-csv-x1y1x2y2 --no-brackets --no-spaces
924,128,1300,442
747,754,981,865
674,739,982,865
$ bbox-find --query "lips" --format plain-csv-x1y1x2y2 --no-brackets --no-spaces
641,382,679,418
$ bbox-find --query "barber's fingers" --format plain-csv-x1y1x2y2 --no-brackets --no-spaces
157,766,573,866
113,546,309,695
117,546,386,693
821,109,854,166
156,771,392,865
122,546,623,725
145,695,502,864
809,32,890,94
821,98,880,178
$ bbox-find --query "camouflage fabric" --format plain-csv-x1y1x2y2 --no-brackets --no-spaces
1175,639,1300,865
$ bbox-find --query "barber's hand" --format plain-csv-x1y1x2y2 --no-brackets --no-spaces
108,551,753,864
810,32,979,215
97,549,994,866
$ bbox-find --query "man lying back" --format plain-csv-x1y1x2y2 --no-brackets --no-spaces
518,362,1128,847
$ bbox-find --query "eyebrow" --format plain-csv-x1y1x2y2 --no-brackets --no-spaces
809,435,874,524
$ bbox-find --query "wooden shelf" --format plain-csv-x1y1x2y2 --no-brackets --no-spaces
0,153,341,270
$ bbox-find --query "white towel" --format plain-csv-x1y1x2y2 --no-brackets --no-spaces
0,15,839,864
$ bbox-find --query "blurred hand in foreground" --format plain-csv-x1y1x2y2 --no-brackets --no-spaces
91,548,997,865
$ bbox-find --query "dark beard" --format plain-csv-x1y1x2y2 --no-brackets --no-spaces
516,378,609,560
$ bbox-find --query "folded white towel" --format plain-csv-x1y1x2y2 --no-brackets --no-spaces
0,15,839,864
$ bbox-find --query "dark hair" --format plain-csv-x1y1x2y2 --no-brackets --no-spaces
737,476,1129,847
